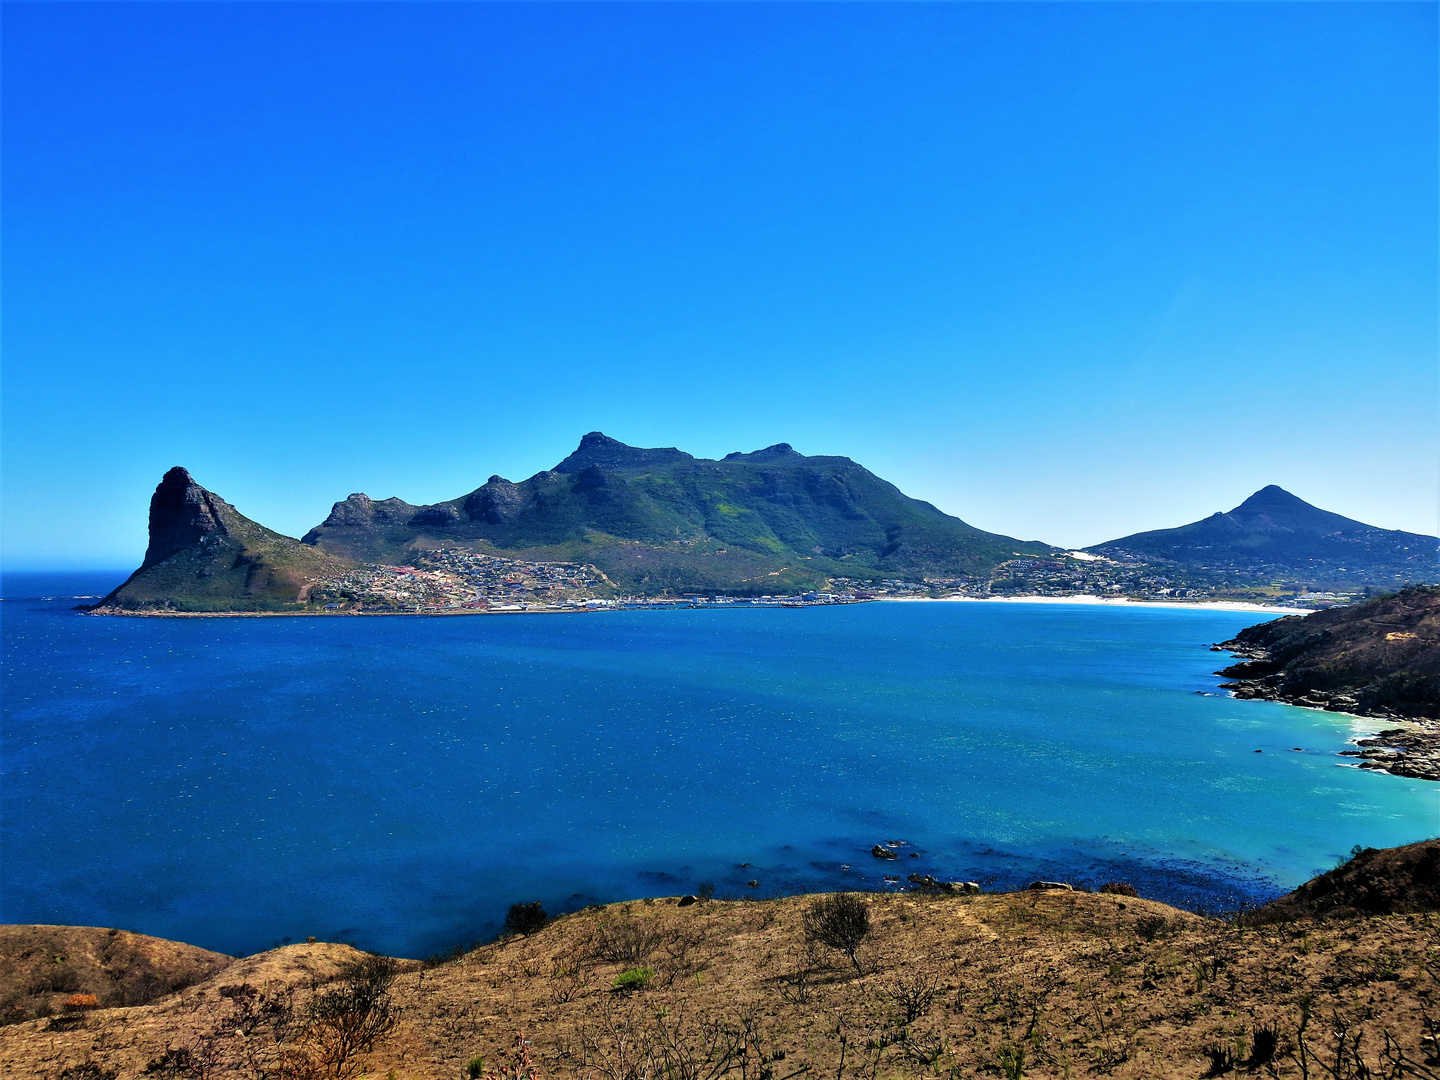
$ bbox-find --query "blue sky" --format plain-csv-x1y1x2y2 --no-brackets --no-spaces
3,2,1435,569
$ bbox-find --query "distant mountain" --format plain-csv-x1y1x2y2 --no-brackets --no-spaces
1089,485,1438,585
302,432,1055,594
95,468,347,612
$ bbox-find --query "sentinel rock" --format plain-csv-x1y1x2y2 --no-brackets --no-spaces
141,467,231,568
94,468,347,613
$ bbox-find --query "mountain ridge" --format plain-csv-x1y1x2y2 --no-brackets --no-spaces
1089,483,1437,585
88,438,1440,612
299,432,1057,593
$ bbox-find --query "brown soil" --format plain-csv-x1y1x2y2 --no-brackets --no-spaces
0,925,234,1026
2,888,1437,1080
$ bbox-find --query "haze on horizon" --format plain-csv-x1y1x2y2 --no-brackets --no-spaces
2,3,1435,570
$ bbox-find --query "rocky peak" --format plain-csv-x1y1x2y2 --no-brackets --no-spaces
141,467,231,569
462,475,525,525
553,432,694,474
1228,485,1367,534
316,493,419,528
724,443,803,462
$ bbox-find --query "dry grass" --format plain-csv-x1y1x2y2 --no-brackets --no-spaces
1,891,1436,1080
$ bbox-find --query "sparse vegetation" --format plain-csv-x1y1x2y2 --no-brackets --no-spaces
5,851,1440,1080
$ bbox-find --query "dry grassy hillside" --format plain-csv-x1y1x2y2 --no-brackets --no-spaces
2,883,1436,1080
0,925,234,1026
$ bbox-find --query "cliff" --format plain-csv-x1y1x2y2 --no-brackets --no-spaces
94,468,349,613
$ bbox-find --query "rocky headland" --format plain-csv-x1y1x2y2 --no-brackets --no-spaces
90,468,346,614
1215,586,1440,780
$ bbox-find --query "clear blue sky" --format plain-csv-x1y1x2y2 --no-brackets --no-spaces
3,2,1435,570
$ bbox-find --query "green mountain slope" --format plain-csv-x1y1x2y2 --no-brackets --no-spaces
1089,485,1438,586
96,468,349,612
302,433,1055,593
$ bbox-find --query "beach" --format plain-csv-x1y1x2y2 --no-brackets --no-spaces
881,594,1316,615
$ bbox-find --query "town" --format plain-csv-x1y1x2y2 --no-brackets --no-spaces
303,547,1358,614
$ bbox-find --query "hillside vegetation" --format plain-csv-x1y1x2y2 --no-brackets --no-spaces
96,468,348,613
302,434,1054,594
1091,486,1437,588
1216,586,1440,720
4,844,1439,1080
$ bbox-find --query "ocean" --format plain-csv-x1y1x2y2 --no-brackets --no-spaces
2,571,1435,958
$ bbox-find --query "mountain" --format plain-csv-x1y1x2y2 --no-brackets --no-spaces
301,433,1055,594
94,467,348,612
1089,485,1438,585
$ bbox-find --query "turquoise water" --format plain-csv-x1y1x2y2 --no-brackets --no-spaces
2,573,1435,958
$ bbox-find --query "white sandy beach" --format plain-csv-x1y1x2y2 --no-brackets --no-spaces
882,595,1315,615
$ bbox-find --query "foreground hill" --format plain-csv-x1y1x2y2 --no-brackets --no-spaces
1245,838,1440,922
302,432,1055,594
1090,485,1438,588
3,852,1438,1080
1215,585,1440,780
93,468,348,613
0,925,233,1026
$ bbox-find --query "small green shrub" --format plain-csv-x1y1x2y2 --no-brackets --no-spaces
612,966,655,992
466,1054,485,1078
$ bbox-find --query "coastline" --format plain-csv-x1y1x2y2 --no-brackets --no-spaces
80,595,1313,618
880,595,1315,615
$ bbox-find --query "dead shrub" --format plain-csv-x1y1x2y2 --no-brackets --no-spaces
803,894,871,976
878,970,939,1025
591,917,665,967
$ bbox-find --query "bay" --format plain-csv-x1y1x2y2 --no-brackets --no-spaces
2,572,1434,958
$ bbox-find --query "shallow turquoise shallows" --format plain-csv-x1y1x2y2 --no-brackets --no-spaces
2,574,1435,958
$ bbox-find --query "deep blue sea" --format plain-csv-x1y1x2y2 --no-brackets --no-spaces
3,571,1435,959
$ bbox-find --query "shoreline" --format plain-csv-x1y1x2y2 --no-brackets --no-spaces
880,595,1315,615
78,595,1312,618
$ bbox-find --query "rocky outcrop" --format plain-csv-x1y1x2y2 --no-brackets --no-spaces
307,493,420,532
408,503,463,527
140,467,231,568
95,469,347,613
1215,586,1440,780
553,431,695,474
461,476,526,525
1338,728,1440,782
723,443,804,462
